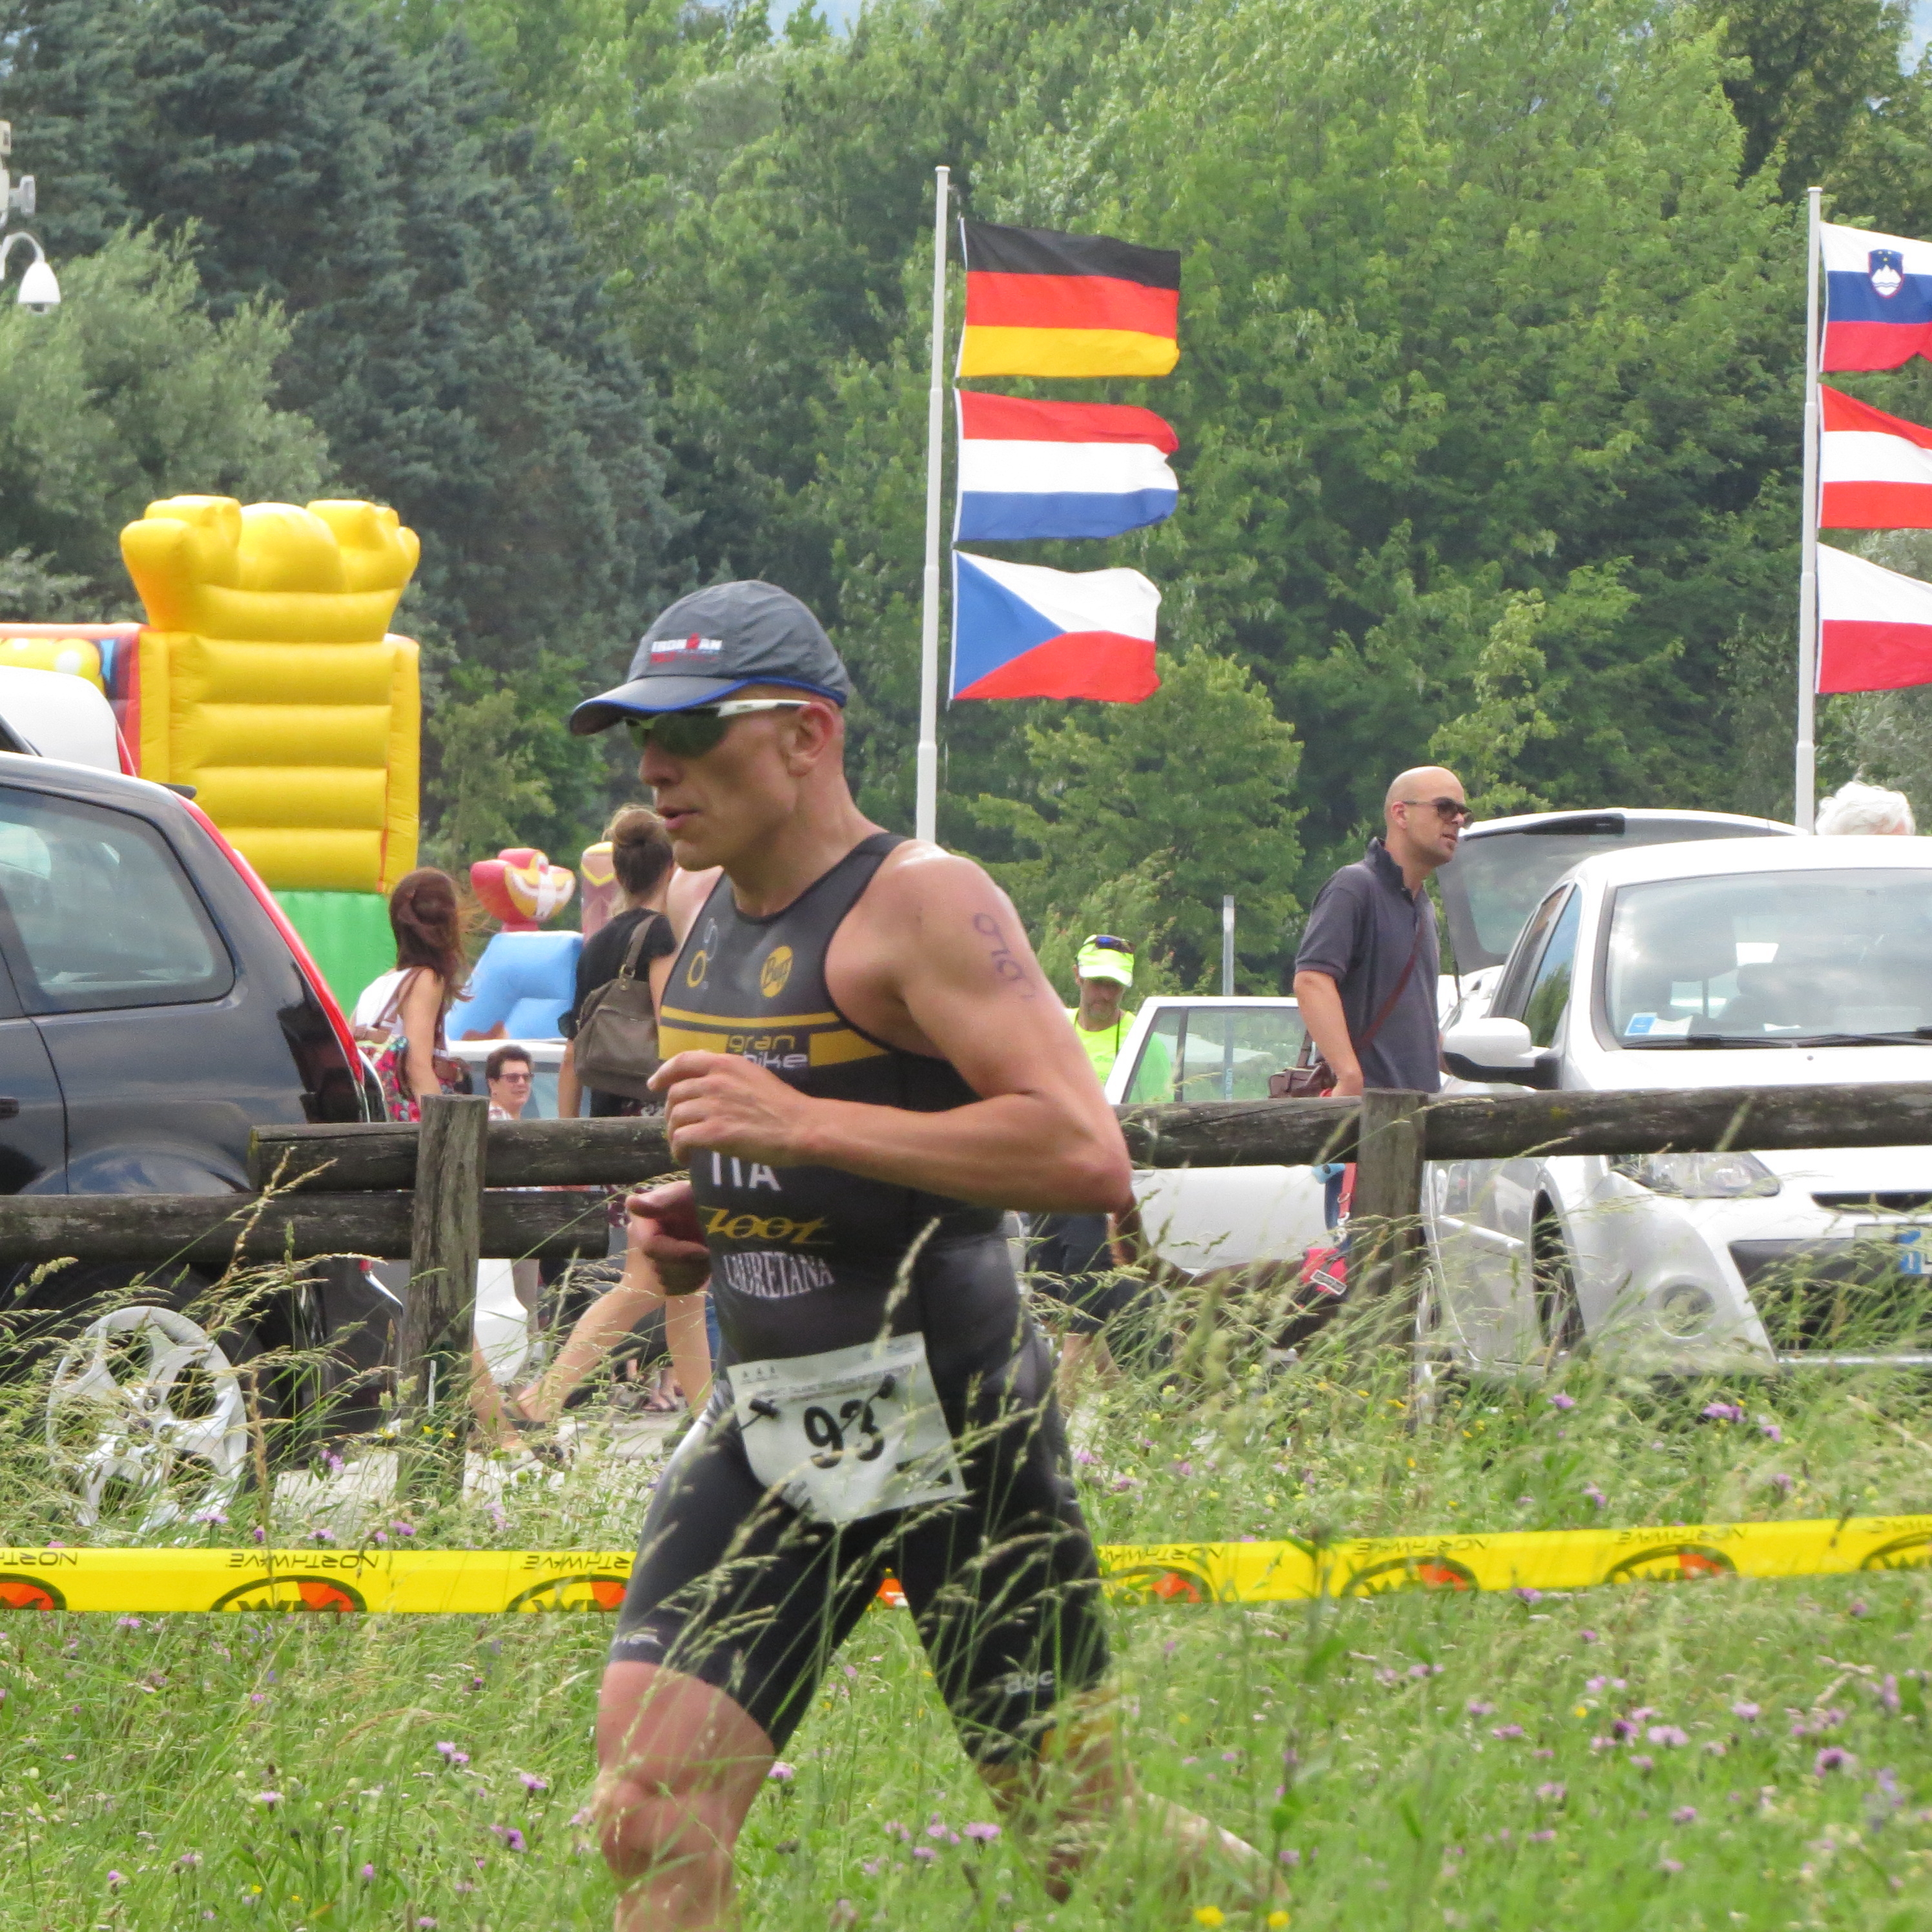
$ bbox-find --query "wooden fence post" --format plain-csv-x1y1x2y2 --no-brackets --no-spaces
394,1094,488,1495
1351,1089,1429,1310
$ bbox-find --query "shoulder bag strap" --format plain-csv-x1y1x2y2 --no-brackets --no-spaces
1355,900,1431,1054
613,915,657,984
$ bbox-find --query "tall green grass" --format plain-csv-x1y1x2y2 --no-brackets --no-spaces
5,1266,1932,1927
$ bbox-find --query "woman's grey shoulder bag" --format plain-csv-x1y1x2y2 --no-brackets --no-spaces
571,917,665,1102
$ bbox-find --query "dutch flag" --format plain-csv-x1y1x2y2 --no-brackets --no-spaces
951,552,1160,703
953,391,1179,542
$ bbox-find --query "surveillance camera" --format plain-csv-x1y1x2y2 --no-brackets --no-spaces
16,256,59,313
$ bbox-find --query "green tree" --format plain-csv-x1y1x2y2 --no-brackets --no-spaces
0,227,327,611
1691,0,1914,200
971,648,1303,992
956,0,1797,891
3,0,679,865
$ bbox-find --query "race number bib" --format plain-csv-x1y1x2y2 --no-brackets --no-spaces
728,1333,965,1526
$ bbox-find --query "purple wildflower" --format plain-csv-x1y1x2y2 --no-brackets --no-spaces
1705,1742,1729,1757
1584,1485,1608,1510
1659,1857,1683,1875
768,1762,797,1783
1466,1700,1495,1718
116,1615,141,1630
1672,1805,1698,1824
1769,1473,1794,1496
1701,1401,1745,1423
1073,1448,1099,1466
883,1822,909,1841
519,1771,549,1794
1590,1735,1616,1752
1175,1459,1195,1477
570,1808,594,1828
1536,1782,1566,1803
1732,1701,1760,1721
1530,1828,1556,1842
252,1791,282,1809
1548,1392,1576,1411
1851,1599,1871,1618
964,1822,1000,1842
391,1520,416,1537
910,1846,938,1864
1612,1718,1638,1742
1279,1849,1302,1866
359,1864,376,1882
491,1826,527,1853
311,1526,334,1545
1631,1754,1656,1772
1816,1747,1855,1774
1759,1419,1783,1442
1516,1588,1543,1605
861,1858,884,1876
1647,1725,1690,1749
251,1525,265,1544
1881,1676,1902,1715
1580,1628,1599,1643
1492,1724,1527,1741
173,1853,201,1873
435,1742,469,1768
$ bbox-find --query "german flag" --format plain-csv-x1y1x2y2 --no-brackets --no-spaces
958,221,1180,379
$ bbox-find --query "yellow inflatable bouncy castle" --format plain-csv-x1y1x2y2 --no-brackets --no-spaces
0,497,422,1007
114,497,422,1002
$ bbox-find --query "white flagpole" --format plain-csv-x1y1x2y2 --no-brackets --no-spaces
1796,183,1822,831
915,165,951,845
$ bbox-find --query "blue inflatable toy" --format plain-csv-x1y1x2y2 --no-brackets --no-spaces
449,929,583,1040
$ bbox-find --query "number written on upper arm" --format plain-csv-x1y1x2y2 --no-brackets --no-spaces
971,911,1037,999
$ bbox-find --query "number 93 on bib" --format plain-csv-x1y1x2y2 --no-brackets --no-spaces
728,1333,966,1526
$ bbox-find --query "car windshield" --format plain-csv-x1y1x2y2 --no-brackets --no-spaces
1124,1005,1306,1103
1441,816,1785,969
1603,868,1932,1045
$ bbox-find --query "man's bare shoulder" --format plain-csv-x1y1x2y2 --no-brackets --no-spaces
665,863,722,942
866,839,1008,919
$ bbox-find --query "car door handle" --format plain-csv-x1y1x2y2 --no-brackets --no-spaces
0,1098,17,1120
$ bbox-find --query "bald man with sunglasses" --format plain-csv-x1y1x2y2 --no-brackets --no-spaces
1292,766,1470,1104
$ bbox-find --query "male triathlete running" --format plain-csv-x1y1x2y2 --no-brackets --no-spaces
568,581,1268,1929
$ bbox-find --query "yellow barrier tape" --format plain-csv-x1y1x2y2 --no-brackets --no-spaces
1,1517,1930,1614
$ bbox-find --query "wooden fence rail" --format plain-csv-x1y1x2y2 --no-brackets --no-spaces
8,1081,1932,1431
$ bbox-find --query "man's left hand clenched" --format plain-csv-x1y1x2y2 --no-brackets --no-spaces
648,1050,816,1166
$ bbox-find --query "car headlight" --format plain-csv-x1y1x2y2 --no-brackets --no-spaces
1609,1151,1780,1199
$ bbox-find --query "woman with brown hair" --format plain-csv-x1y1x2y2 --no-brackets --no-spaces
557,805,677,1119
517,805,712,1428
370,867,470,1123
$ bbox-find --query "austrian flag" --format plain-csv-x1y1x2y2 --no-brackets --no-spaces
1816,543,1932,692
1820,387,1932,528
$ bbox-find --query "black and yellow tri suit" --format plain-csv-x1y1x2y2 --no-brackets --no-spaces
611,832,1108,1758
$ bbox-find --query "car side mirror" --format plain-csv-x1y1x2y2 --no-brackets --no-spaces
1442,1016,1561,1090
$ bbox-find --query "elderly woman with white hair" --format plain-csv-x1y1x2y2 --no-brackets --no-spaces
1817,779,1917,836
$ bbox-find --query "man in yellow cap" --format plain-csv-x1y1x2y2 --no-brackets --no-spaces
1031,936,1170,1400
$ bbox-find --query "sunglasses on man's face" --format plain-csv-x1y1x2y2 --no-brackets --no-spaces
1397,796,1476,825
624,699,808,759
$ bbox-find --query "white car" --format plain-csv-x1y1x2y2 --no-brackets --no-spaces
1430,836,1932,1375
1435,806,1796,1025
1104,996,1326,1282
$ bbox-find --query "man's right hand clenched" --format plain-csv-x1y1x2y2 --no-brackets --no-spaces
624,1179,712,1297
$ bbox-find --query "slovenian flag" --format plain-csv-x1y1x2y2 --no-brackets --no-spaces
957,220,1180,380
1817,543,1932,692
951,552,1160,702
1823,221,1932,371
954,391,1179,541
1820,386,1932,529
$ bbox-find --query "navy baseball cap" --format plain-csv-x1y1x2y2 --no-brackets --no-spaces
569,581,852,733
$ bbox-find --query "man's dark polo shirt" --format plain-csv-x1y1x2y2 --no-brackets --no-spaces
1294,837,1442,1092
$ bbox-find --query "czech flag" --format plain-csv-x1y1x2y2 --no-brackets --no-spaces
1823,220,1932,371
1820,386,1932,529
954,391,1179,541
951,552,1160,702
1817,543,1932,692
957,220,1180,379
